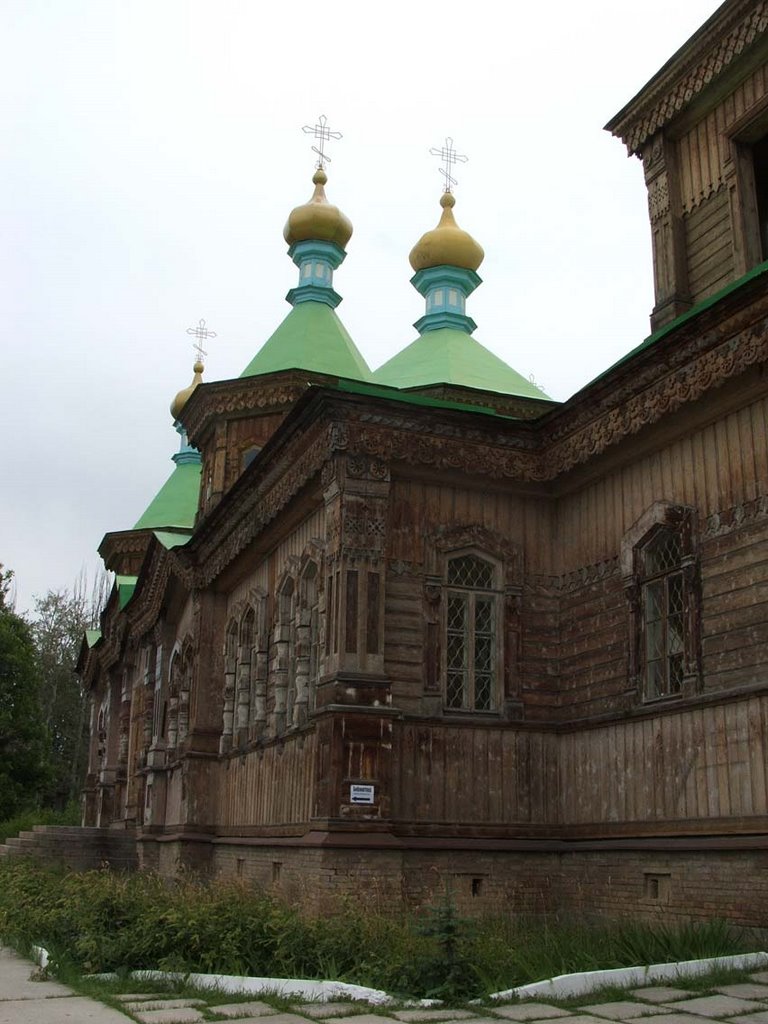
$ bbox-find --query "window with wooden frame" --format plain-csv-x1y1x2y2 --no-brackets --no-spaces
444,553,501,712
726,98,768,275
623,504,700,701
639,527,686,699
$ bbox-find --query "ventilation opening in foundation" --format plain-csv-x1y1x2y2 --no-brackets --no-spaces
644,872,671,902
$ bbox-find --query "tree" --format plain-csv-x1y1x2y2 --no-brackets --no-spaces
30,570,109,809
0,565,49,819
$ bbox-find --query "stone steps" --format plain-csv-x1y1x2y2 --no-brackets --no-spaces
0,825,138,871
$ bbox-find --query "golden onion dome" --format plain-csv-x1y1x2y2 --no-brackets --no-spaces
283,168,353,249
170,360,204,421
409,192,484,273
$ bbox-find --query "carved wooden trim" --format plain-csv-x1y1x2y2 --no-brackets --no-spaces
608,2,768,155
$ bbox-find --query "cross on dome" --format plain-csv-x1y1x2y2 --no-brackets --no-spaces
186,318,217,366
302,114,343,169
429,136,468,193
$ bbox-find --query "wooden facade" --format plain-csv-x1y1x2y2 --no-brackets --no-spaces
78,0,768,920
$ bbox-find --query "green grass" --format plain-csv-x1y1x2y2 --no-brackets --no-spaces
0,859,763,1002
0,802,80,843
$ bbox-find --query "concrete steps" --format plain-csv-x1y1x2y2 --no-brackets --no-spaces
0,825,138,871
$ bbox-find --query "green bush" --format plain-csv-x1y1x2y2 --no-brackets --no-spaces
0,859,759,1000
0,802,80,844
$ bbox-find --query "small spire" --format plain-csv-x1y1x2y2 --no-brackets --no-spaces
429,136,469,193
171,318,216,421
302,114,343,169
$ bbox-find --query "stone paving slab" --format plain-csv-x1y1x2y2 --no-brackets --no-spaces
629,991,695,1005
715,985,768,1000
296,1006,365,1019
132,1009,205,1024
625,1015,728,1024
247,1016,324,1024
751,975,768,985
322,1016,395,1024
215,1020,310,1024
0,995,130,1024
728,1015,768,1024
208,1001,282,1018
0,947,74,1000
489,1007,572,1021
659,996,767,1017
579,1002,669,1019
536,1016,609,1024
116,993,165,1001
124,999,207,1011
393,1012,477,1023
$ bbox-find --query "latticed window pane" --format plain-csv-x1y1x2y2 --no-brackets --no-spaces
643,528,682,576
448,555,494,589
641,527,687,699
646,658,665,700
444,567,497,712
446,595,468,709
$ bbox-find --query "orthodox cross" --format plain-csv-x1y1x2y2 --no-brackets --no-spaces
186,318,217,364
429,136,468,193
302,114,343,168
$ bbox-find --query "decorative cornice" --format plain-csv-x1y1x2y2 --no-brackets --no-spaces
607,1,768,155
189,419,337,586
540,292,768,478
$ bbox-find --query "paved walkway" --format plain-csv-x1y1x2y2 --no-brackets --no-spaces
3,945,768,1024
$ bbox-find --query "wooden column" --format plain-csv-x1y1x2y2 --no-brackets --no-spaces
644,132,692,331
313,451,394,825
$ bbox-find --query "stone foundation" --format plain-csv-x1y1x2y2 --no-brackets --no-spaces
5,826,767,927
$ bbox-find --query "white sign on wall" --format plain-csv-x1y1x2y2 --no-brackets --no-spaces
350,784,375,805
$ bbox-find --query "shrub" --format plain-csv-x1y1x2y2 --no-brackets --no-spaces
0,859,759,1000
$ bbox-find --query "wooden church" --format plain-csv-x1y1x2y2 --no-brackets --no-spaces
77,0,768,922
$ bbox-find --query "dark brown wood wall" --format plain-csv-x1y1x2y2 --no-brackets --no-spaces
216,732,317,828
391,722,559,829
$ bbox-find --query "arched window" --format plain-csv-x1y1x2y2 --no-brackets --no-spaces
623,503,700,701
177,646,192,744
445,554,500,712
275,577,296,733
220,621,238,752
294,562,320,727
639,527,685,699
236,608,255,736
167,651,180,750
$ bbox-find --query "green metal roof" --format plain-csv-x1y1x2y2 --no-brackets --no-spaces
153,529,192,549
85,628,101,648
240,301,372,381
585,257,768,391
133,461,201,531
116,575,137,609
373,328,550,399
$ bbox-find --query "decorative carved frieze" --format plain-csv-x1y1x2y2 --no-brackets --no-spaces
609,2,768,155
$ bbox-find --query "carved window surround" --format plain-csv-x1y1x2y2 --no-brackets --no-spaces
622,502,701,702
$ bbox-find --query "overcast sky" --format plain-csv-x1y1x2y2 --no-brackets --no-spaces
2,0,723,615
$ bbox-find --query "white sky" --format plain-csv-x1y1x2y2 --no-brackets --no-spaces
1,0,723,615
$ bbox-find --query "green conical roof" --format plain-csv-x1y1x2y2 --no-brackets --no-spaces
133,460,201,531
240,301,372,381
373,328,549,398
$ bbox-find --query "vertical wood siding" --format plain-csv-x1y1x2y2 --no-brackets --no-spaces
678,64,768,214
557,695,768,826
226,506,326,615
392,723,559,826
684,187,734,300
216,732,317,827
